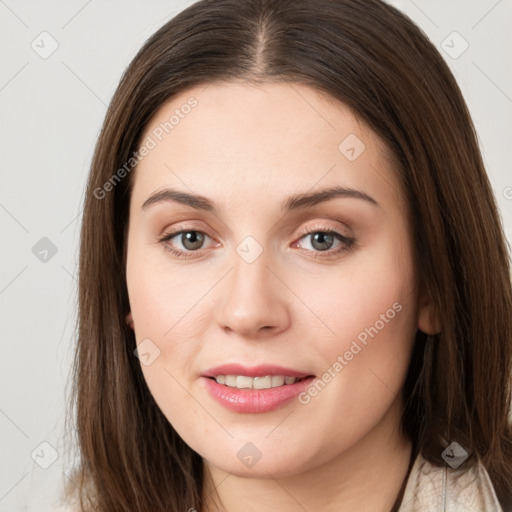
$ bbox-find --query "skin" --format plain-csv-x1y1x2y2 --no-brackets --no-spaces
125,81,438,512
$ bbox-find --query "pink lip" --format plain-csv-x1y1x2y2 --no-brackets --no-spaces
201,364,315,414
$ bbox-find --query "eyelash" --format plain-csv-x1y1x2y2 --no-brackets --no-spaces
158,223,356,260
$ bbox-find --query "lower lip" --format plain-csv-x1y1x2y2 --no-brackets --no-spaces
202,376,315,413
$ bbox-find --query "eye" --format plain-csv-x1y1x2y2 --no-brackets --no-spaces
292,225,355,258
159,227,216,260
158,223,356,260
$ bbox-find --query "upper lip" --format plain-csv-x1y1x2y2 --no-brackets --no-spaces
202,363,314,378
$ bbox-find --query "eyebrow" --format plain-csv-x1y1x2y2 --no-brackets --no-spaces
141,185,379,214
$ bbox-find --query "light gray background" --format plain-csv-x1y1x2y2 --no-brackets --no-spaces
1,1,511,510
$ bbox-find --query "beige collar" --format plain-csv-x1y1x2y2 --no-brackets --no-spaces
399,451,503,511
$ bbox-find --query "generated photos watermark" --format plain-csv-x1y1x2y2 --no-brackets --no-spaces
93,97,198,200
298,301,403,404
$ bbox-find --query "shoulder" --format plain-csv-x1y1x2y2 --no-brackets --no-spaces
399,451,503,511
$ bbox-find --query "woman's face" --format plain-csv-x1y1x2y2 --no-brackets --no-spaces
126,81,433,477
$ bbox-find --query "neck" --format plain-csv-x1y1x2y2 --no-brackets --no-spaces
202,399,413,512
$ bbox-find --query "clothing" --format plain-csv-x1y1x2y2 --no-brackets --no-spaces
399,452,504,511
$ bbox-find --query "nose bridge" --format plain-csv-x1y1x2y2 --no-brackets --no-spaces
215,234,290,336
229,237,275,304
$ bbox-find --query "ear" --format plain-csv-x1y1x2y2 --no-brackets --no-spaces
417,292,441,335
126,311,134,330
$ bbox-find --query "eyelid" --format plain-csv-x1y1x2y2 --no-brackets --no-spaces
159,220,350,244
160,221,213,238
294,220,352,239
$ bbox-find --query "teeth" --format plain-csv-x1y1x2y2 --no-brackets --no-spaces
225,375,237,387
214,375,300,389
271,375,285,387
236,376,253,389
254,376,272,389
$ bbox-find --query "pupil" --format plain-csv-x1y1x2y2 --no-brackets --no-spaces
312,232,333,251
183,231,203,250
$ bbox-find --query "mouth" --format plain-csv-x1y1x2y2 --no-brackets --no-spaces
201,364,316,413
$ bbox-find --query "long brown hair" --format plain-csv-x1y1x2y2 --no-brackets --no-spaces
66,0,512,510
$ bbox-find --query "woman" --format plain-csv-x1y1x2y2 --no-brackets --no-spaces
63,0,512,510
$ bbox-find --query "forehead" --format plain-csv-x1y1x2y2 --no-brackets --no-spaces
131,81,404,212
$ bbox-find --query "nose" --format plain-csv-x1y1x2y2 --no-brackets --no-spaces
215,250,291,340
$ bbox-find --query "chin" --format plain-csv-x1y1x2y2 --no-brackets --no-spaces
199,438,323,479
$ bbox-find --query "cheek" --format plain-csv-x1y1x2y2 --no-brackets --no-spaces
292,234,417,405
126,234,204,342
296,232,416,354
126,239,219,435
298,244,416,429
127,272,205,380
127,267,206,442
138,361,213,459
